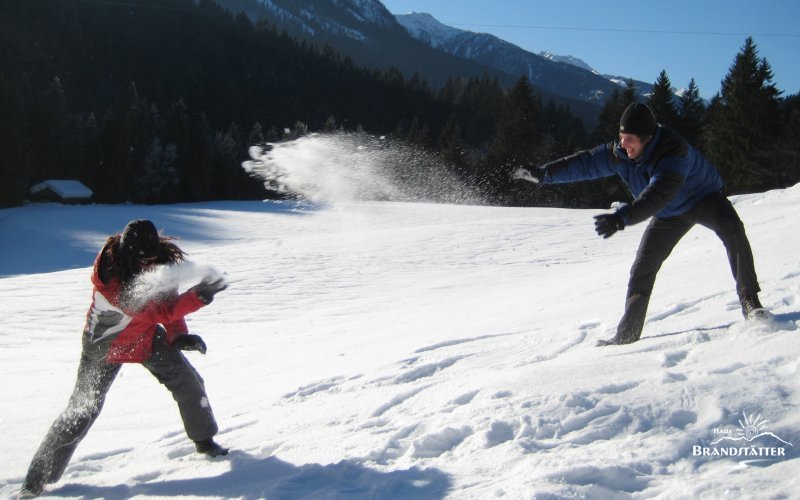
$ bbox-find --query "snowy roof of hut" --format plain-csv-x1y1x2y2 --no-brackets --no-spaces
31,180,93,199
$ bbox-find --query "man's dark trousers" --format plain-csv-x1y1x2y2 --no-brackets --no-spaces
616,191,760,342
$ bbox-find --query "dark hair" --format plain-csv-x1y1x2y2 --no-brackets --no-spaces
105,234,186,287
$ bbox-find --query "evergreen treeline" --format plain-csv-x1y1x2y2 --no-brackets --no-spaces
587,38,800,198
1,0,798,209
0,0,462,205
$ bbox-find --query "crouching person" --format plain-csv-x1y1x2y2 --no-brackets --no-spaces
20,220,228,498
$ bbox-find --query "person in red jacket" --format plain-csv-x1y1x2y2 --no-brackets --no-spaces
20,220,228,499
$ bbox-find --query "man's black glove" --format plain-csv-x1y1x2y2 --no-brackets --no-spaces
593,213,625,239
172,334,207,354
191,277,228,304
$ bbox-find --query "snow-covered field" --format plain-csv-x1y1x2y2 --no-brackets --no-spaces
1,142,799,498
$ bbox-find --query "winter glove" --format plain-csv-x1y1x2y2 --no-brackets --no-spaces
593,213,625,239
191,277,228,304
172,334,207,354
512,166,542,184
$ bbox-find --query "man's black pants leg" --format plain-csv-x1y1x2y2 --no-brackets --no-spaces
691,192,760,298
616,216,692,342
615,191,761,342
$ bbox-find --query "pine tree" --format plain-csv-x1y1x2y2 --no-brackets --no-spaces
180,112,213,201
74,112,102,189
406,116,432,148
138,137,178,203
775,93,800,187
120,83,161,201
210,123,242,200
542,101,588,156
0,74,32,206
445,75,503,147
622,79,638,107
437,113,465,170
33,77,73,183
486,76,543,200
438,77,459,107
248,122,265,146
675,79,706,147
647,70,679,129
592,81,637,143
322,115,337,132
161,98,191,202
706,37,782,193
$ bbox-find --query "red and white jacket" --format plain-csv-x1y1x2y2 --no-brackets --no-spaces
83,249,206,363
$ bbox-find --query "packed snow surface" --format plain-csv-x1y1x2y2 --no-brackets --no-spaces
1,146,799,497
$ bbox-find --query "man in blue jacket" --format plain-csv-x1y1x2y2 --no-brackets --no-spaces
516,102,767,346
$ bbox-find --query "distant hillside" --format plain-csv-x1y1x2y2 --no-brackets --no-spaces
213,0,603,124
396,12,654,104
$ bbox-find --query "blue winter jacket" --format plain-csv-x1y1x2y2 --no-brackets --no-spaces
540,126,723,226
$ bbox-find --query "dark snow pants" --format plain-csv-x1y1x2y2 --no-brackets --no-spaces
23,327,218,488
616,191,761,342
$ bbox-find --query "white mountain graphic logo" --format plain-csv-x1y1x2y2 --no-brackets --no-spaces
711,413,793,446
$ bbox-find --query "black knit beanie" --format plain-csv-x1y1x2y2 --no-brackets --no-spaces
119,219,161,259
619,102,657,137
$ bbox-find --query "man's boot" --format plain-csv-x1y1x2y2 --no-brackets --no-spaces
740,295,770,320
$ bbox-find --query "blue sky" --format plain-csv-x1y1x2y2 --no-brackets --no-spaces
381,0,800,100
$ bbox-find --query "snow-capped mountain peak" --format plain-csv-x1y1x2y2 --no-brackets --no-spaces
247,0,399,41
331,0,397,28
395,12,464,48
395,11,653,103
397,13,594,74
539,51,597,74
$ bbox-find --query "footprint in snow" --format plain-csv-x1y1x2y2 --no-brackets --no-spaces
282,376,347,400
666,409,697,429
662,372,688,383
391,355,466,384
708,362,747,375
449,390,480,406
410,426,473,458
371,385,429,418
593,381,639,394
484,420,517,448
578,320,602,331
363,424,419,464
562,393,596,410
660,349,688,368
414,332,516,354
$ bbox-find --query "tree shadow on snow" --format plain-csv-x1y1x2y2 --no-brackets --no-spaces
0,200,321,277
51,451,451,499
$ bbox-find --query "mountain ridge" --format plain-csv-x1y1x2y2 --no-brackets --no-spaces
213,0,603,123
395,11,654,103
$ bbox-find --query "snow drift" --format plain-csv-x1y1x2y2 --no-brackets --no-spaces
1,181,799,498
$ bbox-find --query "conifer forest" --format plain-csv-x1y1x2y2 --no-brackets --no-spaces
1,0,798,208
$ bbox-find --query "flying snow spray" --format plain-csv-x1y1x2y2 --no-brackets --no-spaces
242,132,483,205
123,262,225,311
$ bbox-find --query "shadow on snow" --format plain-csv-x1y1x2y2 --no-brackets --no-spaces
51,452,451,500
0,200,320,277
